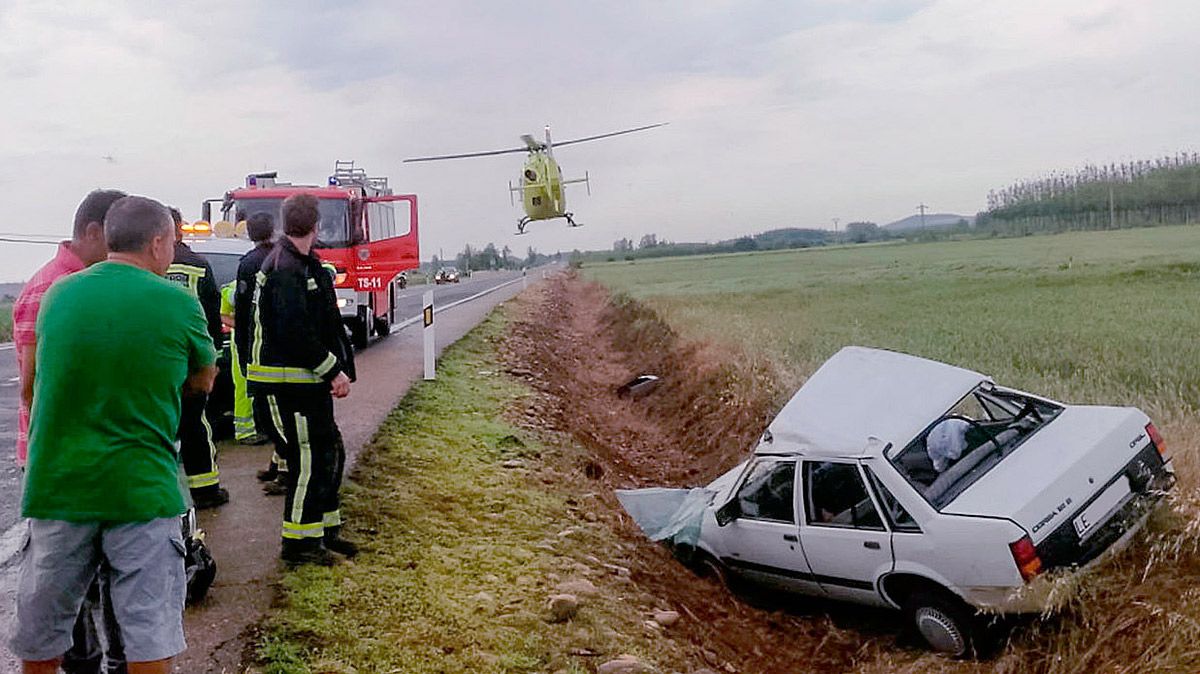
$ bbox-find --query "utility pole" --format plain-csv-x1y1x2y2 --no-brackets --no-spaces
916,203,929,230
832,217,840,233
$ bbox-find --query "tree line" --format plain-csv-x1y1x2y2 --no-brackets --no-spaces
979,152,1200,235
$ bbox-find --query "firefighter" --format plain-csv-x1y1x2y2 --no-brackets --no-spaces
166,207,229,509
219,279,260,444
246,194,357,566
235,213,289,495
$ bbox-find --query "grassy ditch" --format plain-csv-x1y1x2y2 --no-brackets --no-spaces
257,312,694,673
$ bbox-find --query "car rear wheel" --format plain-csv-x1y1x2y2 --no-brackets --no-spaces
905,589,980,657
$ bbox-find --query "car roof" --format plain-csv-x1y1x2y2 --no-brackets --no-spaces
759,346,988,460
184,237,256,255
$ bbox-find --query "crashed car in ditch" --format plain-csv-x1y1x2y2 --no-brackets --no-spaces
618,346,1174,656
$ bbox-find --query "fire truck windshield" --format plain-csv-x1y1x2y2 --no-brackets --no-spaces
230,197,353,248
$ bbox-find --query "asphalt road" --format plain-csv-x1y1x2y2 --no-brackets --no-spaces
0,268,532,670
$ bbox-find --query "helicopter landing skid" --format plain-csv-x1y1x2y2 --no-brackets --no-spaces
564,212,582,228
516,216,533,235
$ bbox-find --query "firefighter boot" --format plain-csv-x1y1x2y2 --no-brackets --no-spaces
192,486,230,510
323,526,359,559
281,539,337,568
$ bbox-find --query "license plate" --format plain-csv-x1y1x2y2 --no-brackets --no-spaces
1073,475,1131,540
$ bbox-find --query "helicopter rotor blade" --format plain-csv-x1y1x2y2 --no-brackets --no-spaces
403,146,533,163
548,123,669,149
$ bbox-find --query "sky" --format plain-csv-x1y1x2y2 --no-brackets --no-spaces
1,0,1198,280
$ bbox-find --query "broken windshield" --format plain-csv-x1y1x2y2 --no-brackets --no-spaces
890,385,1063,509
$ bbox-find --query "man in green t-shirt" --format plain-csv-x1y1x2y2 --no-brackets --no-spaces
9,196,217,674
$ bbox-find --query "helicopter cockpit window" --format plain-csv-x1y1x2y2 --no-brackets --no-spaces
524,169,538,182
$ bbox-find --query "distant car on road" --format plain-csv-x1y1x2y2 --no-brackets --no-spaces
624,347,1175,657
435,267,460,284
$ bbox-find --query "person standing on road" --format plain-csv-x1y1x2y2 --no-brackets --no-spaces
235,213,288,494
12,188,128,674
166,207,228,509
246,194,357,567
9,196,217,674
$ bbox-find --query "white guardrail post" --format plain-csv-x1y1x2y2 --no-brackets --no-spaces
422,290,435,380
522,269,528,290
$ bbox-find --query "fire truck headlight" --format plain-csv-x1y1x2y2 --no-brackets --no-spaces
334,273,347,285
337,298,349,308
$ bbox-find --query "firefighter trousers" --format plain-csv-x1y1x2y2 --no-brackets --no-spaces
179,394,220,493
229,339,257,442
253,391,345,547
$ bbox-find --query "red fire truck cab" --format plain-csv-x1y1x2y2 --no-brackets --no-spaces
202,161,419,348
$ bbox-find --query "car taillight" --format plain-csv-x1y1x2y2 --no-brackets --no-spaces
1146,422,1166,457
1009,535,1044,582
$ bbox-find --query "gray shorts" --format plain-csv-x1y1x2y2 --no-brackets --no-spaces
8,517,186,663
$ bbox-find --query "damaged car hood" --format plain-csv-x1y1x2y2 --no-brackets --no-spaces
762,346,987,457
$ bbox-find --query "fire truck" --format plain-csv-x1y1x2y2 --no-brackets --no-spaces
201,161,419,348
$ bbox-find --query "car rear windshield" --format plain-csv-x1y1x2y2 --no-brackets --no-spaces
889,385,1063,509
202,252,241,287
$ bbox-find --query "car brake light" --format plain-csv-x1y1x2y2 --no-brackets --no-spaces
1009,535,1044,582
1146,422,1166,457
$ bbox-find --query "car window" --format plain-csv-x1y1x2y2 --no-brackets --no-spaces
864,467,921,533
804,462,884,530
891,384,1064,509
734,459,795,523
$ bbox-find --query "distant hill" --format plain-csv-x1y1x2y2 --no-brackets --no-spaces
884,213,974,231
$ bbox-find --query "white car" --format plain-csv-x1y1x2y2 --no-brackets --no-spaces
622,347,1174,656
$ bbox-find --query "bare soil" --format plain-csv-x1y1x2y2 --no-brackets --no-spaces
500,275,901,673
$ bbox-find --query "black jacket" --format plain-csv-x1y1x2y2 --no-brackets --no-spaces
167,241,223,347
234,242,273,374
245,238,355,395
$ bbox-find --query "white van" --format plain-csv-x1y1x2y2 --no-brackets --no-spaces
633,347,1174,656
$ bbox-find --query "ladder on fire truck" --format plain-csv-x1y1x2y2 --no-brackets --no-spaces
332,160,390,193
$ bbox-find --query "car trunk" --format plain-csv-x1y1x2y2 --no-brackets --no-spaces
941,406,1172,565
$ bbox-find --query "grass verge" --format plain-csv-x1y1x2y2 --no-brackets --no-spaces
257,310,689,673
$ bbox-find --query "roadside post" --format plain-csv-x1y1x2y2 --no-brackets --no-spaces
423,290,435,380
522,269,528,290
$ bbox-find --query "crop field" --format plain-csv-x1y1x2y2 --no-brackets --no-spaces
586,226,1200,434
583,225,1200,671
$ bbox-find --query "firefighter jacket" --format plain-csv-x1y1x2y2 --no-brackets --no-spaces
167,241,223,347
234,242,273,376
246,237,355,395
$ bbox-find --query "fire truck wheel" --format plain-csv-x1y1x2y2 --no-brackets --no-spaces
374,315,391,339
350,318,369,350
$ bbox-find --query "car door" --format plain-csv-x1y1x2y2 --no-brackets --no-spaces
716,457,821,596
799,460,894,607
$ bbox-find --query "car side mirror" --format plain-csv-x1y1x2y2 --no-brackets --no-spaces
715,498,742,527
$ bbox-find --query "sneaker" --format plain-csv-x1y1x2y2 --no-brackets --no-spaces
325,537,359,558
256,466,278,482
263,475,288,496
281,546,338,568
193,488,230,510
239,433,271,446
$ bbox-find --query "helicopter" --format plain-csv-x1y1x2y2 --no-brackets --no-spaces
404,123,667,234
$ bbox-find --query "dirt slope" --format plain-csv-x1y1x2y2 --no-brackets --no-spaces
501,275,898,672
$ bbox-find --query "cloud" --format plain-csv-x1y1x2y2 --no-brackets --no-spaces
0,0,1197,279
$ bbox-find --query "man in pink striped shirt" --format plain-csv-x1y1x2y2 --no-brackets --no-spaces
14,190,124,467
12,189,125,674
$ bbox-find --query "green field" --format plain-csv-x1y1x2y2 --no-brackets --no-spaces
585,226,1200,430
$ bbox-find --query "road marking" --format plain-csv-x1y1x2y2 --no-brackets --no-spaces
393,276,525,330
0,344,13,352
0,519,25,568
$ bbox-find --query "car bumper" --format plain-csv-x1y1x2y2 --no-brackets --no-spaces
961,491,1167,614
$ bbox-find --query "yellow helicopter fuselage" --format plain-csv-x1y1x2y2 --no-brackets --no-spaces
520,152,565,221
